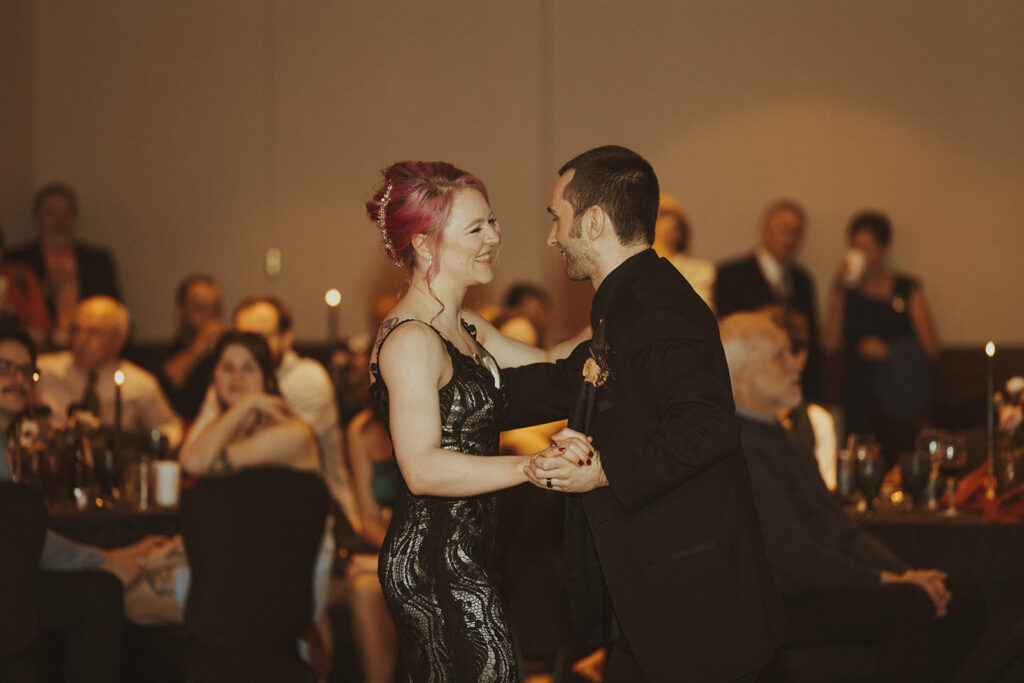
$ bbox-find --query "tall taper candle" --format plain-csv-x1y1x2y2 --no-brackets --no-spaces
986,341,996,499
114,369,125,459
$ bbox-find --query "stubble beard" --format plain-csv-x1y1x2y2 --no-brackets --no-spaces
562,216,593,282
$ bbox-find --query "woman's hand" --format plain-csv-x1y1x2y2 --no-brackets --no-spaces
242,393,291,423
857,335,889,361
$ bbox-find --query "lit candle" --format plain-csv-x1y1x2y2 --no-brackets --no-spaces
325,288,342,346
986,341,996,499
114,370,125,458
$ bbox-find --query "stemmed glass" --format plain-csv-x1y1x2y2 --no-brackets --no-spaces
917,429,950,510
938,436,969,516
852,436,884,515
898,451,931,511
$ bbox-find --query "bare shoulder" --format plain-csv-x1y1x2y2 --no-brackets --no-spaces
376,319,447,378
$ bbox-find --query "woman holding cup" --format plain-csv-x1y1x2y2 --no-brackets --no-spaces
823,211,940,441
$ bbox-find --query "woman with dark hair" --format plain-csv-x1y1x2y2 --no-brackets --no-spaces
823,211,940,442
125,330,322,625
365,161,589,681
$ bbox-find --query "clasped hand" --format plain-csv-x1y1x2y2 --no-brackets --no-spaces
882,568,952,617
523,427,608,493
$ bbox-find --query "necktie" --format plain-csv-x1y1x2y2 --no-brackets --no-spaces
80,370,100,416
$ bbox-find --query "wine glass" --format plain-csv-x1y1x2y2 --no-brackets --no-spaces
854,442,884,515
898,451,931,510
938,436,969,516
94,447,123,503
917,428,950,509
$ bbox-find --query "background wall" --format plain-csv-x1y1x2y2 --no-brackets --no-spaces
2,0,1021,347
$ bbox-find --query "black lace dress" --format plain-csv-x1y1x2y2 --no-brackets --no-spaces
369,319,517,682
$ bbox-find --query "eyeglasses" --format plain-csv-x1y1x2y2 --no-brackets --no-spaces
0,359,39,382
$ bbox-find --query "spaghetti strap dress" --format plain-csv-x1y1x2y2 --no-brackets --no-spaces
369,318,516,682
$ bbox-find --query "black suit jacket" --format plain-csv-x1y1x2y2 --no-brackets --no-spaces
7,241,122,311
714,253,821,401
504,250,788,681
738,414,910,595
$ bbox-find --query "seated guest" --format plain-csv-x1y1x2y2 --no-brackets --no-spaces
35,296,183,449
654,192,715,308
158,274,225,421
0,323,159,683
491,283,553,349
720,311,982,681
192,295,359,532
7,183,121,348
763,304,838,490
0,223,51,346
714,199,821,401
126,331,326,627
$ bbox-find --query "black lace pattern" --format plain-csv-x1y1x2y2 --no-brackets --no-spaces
369,319,516,682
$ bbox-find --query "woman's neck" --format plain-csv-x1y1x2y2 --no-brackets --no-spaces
405,273,466,330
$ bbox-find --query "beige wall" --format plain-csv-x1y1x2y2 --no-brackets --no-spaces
3,1,1022,346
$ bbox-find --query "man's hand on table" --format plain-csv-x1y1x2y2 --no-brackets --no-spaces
881,568,952,617
100,535,173,587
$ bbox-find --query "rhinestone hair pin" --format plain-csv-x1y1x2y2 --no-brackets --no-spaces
377,181,397,262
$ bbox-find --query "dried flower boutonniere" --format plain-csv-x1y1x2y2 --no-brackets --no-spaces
582,340,614,388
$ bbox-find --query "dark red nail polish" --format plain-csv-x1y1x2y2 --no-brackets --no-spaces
558,447,566,452
587,459,592,466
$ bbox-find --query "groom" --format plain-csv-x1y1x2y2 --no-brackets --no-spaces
503,146,788,681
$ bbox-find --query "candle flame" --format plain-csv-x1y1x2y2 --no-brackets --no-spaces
114,370,125,386
325,289,342,307
986,341,996,357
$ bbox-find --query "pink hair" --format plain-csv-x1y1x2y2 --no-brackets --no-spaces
366,161,491,286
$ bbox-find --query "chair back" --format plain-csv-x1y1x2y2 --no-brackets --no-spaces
180,466,329,645
0,482,48,657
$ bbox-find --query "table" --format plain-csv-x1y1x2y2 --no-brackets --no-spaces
859,508,1024,613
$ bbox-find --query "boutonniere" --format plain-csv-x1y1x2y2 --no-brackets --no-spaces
582,340,614,388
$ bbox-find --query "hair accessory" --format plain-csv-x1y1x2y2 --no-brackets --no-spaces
377,181,398,262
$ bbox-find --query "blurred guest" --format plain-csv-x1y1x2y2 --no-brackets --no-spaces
721,311,981,681
8,183,121,348
823,210,939,441
0,322,161,683
158,274,225,421
653,192,715,308
715,199,822,401
192,295,360,533
764,304,838,490
35,296,183,449
491,283,553,348
128,331,326,625
0,223,51,346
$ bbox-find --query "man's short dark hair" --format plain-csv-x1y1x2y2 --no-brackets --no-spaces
847,211,892,248
557,145,659,246
33,182,78,217
0,322,38,365
176,274,218,307
233,295,293,333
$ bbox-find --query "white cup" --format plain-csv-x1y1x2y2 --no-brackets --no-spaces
153,461,181,507
843,248,867,287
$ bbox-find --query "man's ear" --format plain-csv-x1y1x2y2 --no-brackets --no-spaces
584,205,608,241
282,328,296,352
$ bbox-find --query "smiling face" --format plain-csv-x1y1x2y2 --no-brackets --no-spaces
433,188,502,287
547,170,596,282
213,343,265,407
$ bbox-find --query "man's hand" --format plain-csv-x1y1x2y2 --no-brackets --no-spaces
101,535,174,587
525,428,609,493
882,568,952,617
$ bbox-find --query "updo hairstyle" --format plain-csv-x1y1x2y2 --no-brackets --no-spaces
366,161,490,280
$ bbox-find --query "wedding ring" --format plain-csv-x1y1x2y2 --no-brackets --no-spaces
546,478,553,489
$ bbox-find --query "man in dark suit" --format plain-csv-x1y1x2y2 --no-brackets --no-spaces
503,146,788,681
8,183,121,348
719,310,983,681
713,200,821,401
